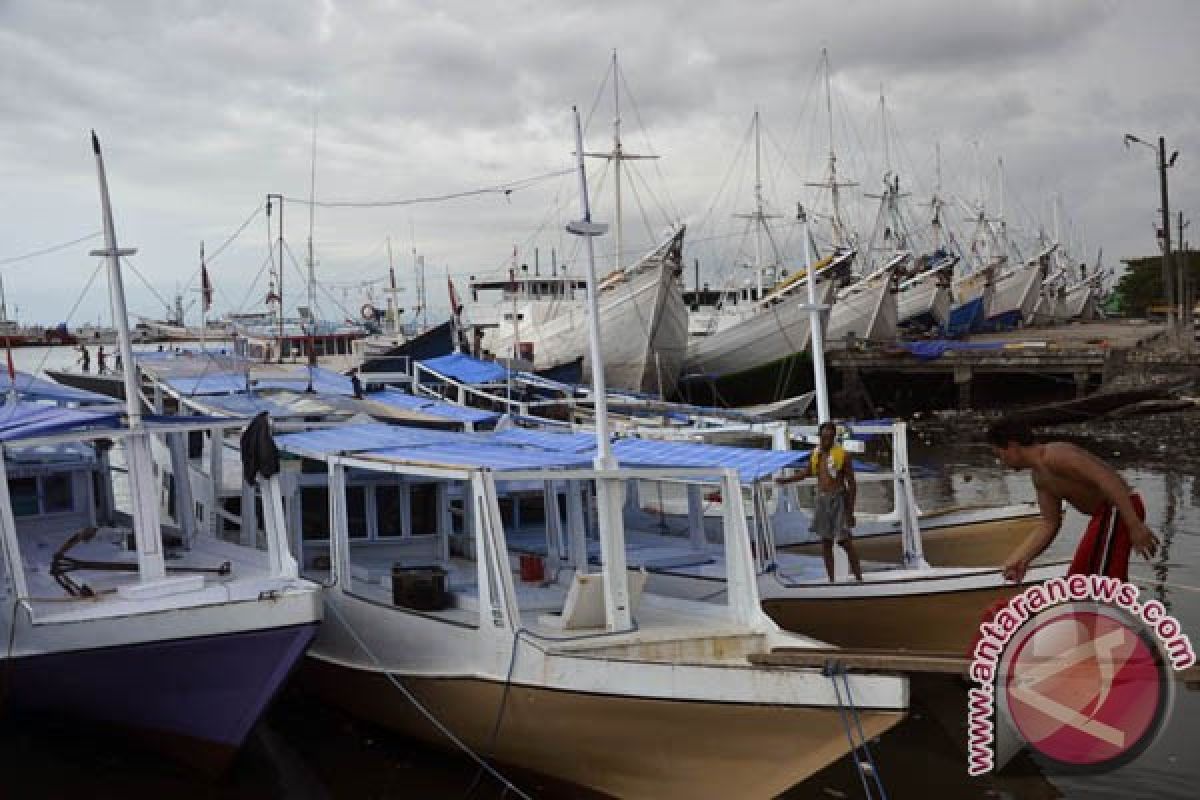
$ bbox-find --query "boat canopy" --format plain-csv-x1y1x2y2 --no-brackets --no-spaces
419,353,508,385
0,370,116,405
366,389,501,425
166,366,354,397
0,402,236,443
277,421,815,482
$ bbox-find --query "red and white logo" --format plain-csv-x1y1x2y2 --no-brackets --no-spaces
998,605,1170,770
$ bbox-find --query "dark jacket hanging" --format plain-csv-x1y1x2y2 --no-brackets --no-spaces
240,411,280,485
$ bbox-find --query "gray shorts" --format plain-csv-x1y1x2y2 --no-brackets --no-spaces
811,491,850,542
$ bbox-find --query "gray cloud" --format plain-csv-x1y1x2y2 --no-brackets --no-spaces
0,0,1197,326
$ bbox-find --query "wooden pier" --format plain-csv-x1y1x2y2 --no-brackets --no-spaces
828,320,1200,411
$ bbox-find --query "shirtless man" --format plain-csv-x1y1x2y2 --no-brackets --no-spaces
779,420,863,582
987,418,1159,583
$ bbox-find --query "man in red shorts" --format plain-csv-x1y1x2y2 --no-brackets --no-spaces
987,418,1159,582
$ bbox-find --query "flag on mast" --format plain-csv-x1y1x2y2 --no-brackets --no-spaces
200,242,213,312
447,276,462,316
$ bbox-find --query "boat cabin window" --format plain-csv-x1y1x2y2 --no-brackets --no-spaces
9,474,76,517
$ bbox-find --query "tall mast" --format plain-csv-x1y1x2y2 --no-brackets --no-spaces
997,157,1009,263
386,236,398,334
880,89,891,174
754,109,763,295
585,51,658,272
931,141,943,250
567,105,631,632
733,110,780,298
799,206,830,423
0,273,7,323
613,51,623,273
805,49,857,251
306,111,319,321
89,131,168,583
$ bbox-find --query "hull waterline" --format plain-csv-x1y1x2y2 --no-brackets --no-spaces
300,657,903,800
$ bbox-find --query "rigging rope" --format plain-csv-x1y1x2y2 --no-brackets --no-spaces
0,231,102,268
282,169,571,209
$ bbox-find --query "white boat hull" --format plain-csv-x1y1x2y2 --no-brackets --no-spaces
480,231,687,395
897,269,951,328
683,279,835,378
987,261,1043,326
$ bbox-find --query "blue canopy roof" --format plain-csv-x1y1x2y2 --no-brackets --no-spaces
278,422,820,481
419,353,509,385
365,442,594,472
490,427,598,453
368,389,501,425
276,423,465,457
612,438,810,483
166,372,250,396
0,404,123,442
3,370,117,405
168,366,356,397
0,402,236,443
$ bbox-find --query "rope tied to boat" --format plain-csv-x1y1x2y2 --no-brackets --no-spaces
824,661,890,800
322,597,532,800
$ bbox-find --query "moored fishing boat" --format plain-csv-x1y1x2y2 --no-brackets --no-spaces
0,133,322,771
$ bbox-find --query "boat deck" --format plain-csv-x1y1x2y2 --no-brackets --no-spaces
21,527,306,623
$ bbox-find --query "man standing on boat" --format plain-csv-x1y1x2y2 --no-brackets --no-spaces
779,421,863,582
987,418,1159,582
77,344,91,373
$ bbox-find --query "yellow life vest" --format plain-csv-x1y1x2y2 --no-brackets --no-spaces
810,445,846,478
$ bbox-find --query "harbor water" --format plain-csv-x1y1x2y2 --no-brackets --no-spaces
2,345,1197,798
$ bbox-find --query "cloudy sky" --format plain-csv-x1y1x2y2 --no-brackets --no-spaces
0,0,1197,327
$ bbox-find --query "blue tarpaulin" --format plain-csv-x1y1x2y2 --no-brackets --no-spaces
419,353,509,385
0,402,235,443
369,389,501,425
278,422,824,482
902,340,1007,360
0,404,123,442
612,438,811,483
2,371,117,405
276,423,466,457
365,442,594,472
169,366,356,397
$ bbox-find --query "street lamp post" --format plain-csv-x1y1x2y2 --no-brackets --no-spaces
1124,134,1181,345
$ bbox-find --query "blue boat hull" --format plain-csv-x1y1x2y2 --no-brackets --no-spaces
1,622,317,772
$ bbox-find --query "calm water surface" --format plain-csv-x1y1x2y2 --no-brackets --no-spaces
2,345,1197,798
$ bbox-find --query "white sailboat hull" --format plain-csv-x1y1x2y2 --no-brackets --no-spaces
478,232,687,395
683,279,836,378
987,261,1043,326
827,269,898,345
897,269,951,328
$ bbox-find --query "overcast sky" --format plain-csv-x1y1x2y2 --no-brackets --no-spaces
1,0,1197,327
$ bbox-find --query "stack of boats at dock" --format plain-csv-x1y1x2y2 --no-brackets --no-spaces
62,343,1062,795
10,132,1068,798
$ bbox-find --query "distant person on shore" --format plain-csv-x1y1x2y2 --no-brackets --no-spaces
96,346,108,374
77,344,91,373
778,420,863,582
988,418,1159,582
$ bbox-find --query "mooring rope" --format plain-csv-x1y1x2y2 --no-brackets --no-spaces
826,662,889,800
322,598,533,800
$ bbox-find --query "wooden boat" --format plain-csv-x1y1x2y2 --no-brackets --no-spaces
2,134,321,771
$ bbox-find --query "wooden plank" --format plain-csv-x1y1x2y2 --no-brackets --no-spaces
751,647,1200,689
